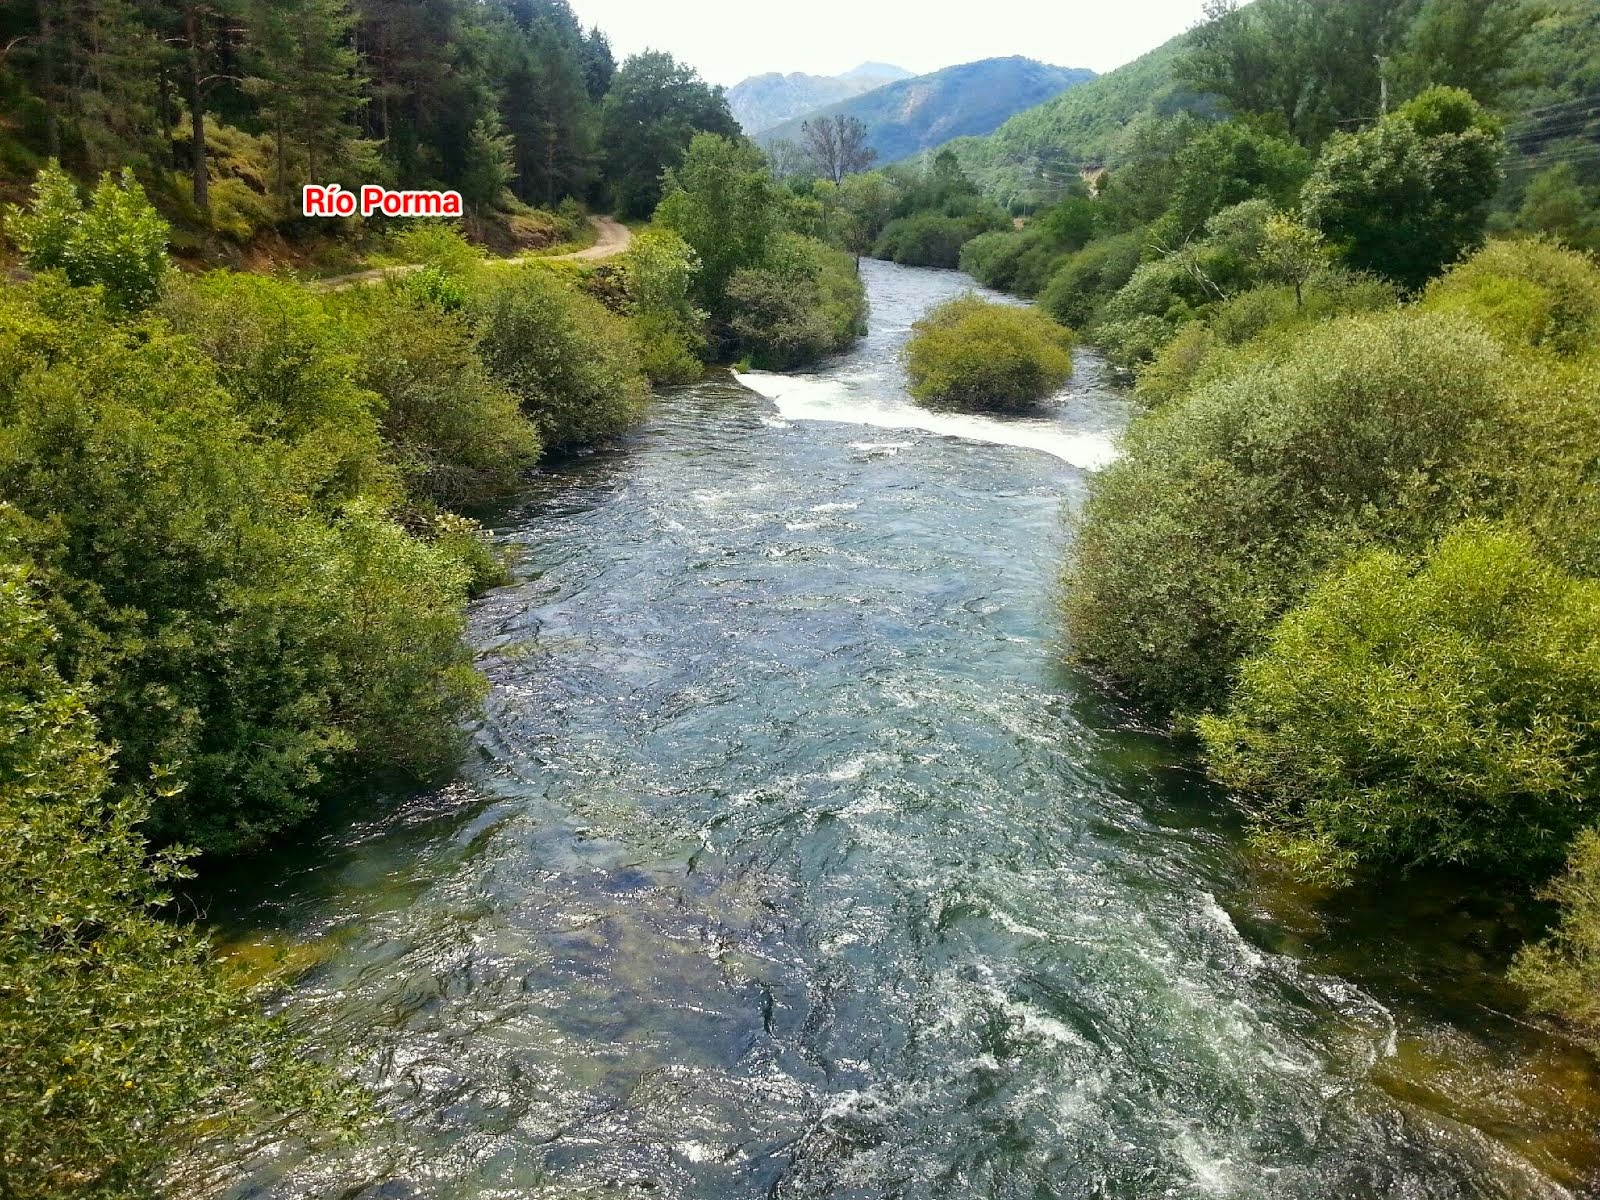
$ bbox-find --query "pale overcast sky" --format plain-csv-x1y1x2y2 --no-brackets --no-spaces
566,0,1213,86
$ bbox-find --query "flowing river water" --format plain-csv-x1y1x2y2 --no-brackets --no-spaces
212,261,1600,1199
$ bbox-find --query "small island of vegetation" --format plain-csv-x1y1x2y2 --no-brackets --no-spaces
903,294,1074,411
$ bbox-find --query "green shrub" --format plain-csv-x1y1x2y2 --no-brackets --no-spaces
470,266,650,450
1511,828,1600,1049
1421,237,1600,357
159,271,390,502
1199,525,1600,882
1496,354,1600,579
0,281,482,854
1039,231,1144,327
4,162,170,313
389,220,484,277
726,237,866,371
1301,87,1503,290
0,561,363,1198
903,295,1074,412
874,210,1005,269
619,228,706,383
959,229,1030,290
1136,271,1400,406
333,288,542,505
1064,311,1510,712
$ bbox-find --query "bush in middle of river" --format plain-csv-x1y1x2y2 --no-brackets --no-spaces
902,295,1074,413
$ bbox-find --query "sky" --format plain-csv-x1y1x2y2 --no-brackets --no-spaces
565,0,1214,87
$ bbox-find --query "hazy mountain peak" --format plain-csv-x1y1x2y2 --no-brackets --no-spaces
756,57,1097,166
728,63,912,135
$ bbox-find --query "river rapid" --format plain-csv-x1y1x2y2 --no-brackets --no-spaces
212,260,1600,1199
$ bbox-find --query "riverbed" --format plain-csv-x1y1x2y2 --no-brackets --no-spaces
210,259,1600,1199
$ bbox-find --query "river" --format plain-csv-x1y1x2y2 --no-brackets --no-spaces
211,260,1600,1199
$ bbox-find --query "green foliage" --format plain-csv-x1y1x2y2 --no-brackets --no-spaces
1199,525,1600,882
1509,164,1600,252
5,162,169,312
601,52,741,219
0,561,364,1199
1511,828,1600,1048
1136,269,1399,404
1302,87,1504,289
1091,200,1280,372
470,266,650,450
1150,122,1310,246
0,279,482,855
1038,232,1144,327
875,211,1004,269
958,197,1097,297
1421,236,1600,357
1064,310,1509,712
389,221,485,278
903,295,1074,412
158,272,389,502
871,150,1009,268
726,235,865,370
332,288,543,505
655,134,781,321
619,228,707,383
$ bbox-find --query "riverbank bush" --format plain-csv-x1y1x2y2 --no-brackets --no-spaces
875,210,1007,269
0,561,363,1198
1421,237,1600,357
1135,270,1400,405
1037,232,1145,328
618,228,706,383
728,236,866,370
1198,525,1600,883
1064,311,1509,712
1511,829,1600,1050
654,134,866,368
333,289,544,506
903,295,1074,412
0,280,486,854
470,266,651,450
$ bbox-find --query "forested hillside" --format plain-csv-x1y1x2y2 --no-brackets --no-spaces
0,0,747,255
942,36,1207,206
759,58,1096,168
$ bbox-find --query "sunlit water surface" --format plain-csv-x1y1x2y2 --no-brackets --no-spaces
209,260,1600,1199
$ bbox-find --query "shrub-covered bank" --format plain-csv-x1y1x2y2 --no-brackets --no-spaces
760,10,1600,1058
0,146,864,1196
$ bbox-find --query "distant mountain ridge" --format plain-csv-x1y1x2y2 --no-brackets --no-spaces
757,57,1097,167
727,63,913,136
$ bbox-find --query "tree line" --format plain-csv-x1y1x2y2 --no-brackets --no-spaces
0,0,748,240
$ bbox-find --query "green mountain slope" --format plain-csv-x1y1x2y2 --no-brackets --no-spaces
758,57,1096,166
942,34,1215,205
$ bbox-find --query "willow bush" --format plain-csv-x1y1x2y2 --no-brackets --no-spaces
0,562,363,1198
1198,525,1600,883
903,295,1074,412
333,288,543,506
1064,310,1509,713
1421,236,1600,358
470,265,651,450
0,279,483,855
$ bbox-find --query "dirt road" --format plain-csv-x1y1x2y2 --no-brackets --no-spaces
315,215,633,291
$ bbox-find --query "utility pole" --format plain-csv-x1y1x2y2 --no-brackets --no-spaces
1376,55,1389,115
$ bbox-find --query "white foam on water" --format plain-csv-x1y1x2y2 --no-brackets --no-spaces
736,370,1120,470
